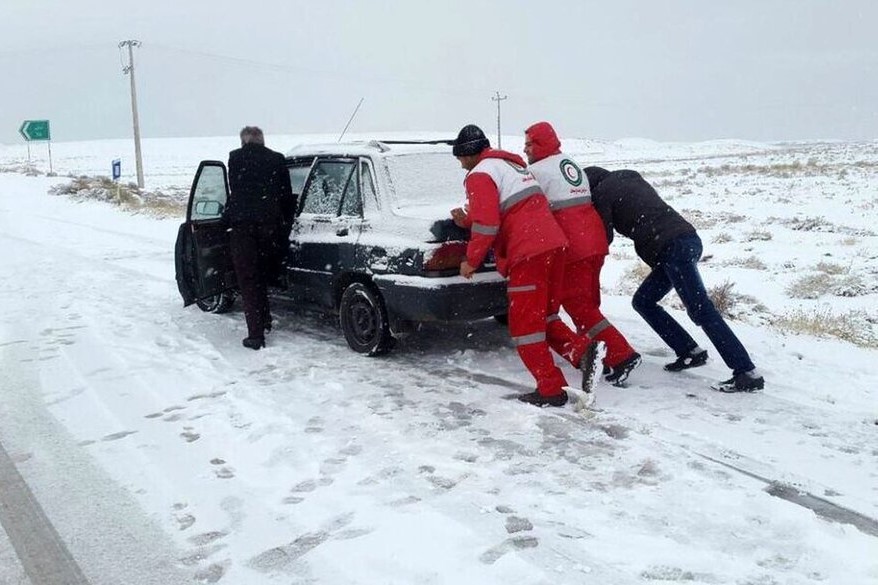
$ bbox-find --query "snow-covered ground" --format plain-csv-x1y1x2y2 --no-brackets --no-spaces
0,135,876,584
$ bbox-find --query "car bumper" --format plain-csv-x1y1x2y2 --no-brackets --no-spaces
373,272,507,322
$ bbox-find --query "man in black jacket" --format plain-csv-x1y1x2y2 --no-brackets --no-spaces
226,126,296,350
585,167,763,392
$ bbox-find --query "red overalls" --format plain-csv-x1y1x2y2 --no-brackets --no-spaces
463,149,590,397
526,122,637,368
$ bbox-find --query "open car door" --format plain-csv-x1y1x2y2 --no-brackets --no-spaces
174,161,236,306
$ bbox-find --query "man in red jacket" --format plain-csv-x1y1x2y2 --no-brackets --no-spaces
524,122,641,386
451,124,597,407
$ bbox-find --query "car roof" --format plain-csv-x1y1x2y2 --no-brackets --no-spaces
285,140,453,159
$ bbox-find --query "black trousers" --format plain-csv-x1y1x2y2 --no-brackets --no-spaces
229,222,284,339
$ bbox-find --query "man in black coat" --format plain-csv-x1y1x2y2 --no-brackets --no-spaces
226,126,296,350
585,166,763,392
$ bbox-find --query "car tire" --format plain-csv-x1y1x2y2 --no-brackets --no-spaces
493,313,509,326
339,282,394,356
196,291,236,314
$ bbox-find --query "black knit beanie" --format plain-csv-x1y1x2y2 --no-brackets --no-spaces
452,124,490,156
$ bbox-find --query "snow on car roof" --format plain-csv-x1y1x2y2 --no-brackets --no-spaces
284,140,468,225
285,140,453,158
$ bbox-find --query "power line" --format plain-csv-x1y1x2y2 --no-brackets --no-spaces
147,43,506,102
0,43,107,58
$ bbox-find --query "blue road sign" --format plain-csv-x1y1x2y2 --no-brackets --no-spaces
112,159,122,181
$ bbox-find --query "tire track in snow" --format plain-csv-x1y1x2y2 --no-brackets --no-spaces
0,437,91,585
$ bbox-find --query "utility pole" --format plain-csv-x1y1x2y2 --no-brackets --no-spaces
492,91,507,149
119,40,144,189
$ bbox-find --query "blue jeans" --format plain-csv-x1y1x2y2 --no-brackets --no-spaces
632,234,755,375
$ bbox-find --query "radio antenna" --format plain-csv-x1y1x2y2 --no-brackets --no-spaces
337,97,365,143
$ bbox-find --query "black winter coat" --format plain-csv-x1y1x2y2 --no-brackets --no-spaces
226,144,296,226
585,167,696,267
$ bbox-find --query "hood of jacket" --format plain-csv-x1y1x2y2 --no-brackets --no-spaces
477,148,527,168
525,121,561,162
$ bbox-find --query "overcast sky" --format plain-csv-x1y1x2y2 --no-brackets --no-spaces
1,0,876,145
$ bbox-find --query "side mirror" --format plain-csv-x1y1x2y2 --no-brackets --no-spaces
194,199,224,218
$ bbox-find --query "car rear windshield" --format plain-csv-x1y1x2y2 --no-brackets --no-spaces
384,152,467,219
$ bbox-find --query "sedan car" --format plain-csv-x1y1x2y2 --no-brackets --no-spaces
175,140,507,355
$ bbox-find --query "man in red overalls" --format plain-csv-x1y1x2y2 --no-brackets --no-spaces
524,121,641,385
450,124,598,407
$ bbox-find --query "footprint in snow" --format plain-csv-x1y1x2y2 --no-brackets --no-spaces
505,516,533,534
387,495,421,507
178,545,227,567
304,416,324,434
180,429,200,443
248,512,363,573
188,531,228,547
293,479,317,492
210,459,235,479
641,565,717,583
599,423,630,440
418,465,461,490
357,466,402,486
339,443,362,456
319,457,347,476
193,561,227,583
479,535,539,564
187,390,227,402
101,430,137,442
176,513,196,531
453,451,479,463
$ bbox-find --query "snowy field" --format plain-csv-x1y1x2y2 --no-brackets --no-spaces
0,135,876,584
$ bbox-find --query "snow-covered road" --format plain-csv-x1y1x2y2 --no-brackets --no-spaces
1,141,876,584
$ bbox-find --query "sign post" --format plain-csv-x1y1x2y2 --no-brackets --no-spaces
112,158,122,199
19,120,53,173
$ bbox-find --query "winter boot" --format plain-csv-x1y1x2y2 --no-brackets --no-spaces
713,370,764,393
517,389,569,408
664,349,708,372
604,352,642,386
579,341,603,394
242,337,265,350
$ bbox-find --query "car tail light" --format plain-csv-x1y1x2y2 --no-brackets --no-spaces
423,241,468,273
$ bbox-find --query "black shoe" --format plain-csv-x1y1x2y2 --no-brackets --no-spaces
713,370,764,393
517,390,568,408
579,341,601,394
664,350,708,372
242,337,265,350
604,352,641,386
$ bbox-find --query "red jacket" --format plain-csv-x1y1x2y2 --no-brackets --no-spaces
525,122,608,261
464,149,567,276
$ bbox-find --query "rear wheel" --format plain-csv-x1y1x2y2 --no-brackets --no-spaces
339,282,394,356
196,291,236,314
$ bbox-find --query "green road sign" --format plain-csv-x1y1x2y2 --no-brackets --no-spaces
19,120,51,141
